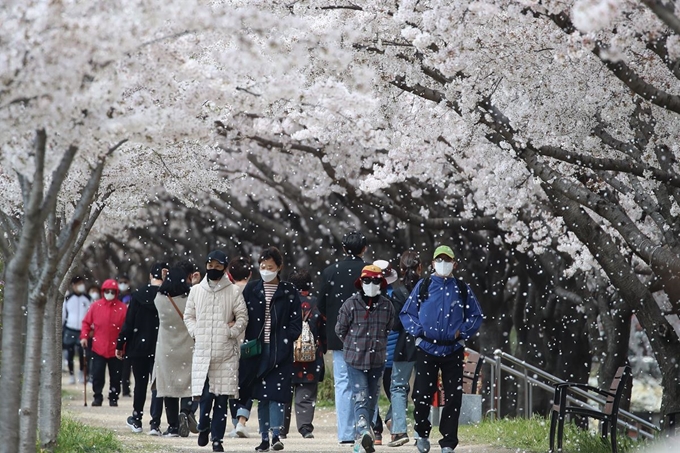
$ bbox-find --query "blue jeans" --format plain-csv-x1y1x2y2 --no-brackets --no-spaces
257,400,285,439
347,365,384,435
333,351,356,441
390,361,415,434
197,378,228,442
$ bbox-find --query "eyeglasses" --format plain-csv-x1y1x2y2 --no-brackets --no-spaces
434,256,453,263
103,290,116,295
361,277,382,285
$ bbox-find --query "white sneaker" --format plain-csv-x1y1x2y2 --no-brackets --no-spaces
227,427,238,438
235,422,249,438
148,427,161,436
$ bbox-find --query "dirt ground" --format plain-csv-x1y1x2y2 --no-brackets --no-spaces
61,374,517,453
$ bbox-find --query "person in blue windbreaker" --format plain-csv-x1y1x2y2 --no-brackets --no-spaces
400,245,483,453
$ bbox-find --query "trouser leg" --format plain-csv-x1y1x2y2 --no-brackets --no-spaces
295,382,318,434
106,356,123,403
412,349,439,439
90,352,107,403
438,348,464,450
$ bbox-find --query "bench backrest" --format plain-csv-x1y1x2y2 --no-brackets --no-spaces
604,365,631,415
463,350,484,394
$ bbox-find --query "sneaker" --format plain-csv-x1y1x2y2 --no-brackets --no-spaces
441,448,454,453
68,375,76,385
255,440,270,452
109,400,118,407
278,434,287,440
177,413,190,438
148,427,161,436
352,443,365,453
235,422,250,438
163,427,179,437
186,411,199,434
126,416,143,433
91,399,103,407
360,430,375,453
415,437,430,453
374,431,382,446
387,433,409,447
227,427,238,438
213,441,225,452
272,437,284,451
198,429,210,447
301,430,314,439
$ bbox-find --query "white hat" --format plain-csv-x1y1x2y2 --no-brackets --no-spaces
373,259,398,285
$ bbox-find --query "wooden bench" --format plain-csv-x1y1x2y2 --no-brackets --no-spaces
549,365,632,453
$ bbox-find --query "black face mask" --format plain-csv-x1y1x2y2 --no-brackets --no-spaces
206,268,224,281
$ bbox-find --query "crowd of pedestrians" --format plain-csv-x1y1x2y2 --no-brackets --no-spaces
65,231,483,453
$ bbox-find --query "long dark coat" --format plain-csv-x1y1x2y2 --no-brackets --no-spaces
240,279,302,403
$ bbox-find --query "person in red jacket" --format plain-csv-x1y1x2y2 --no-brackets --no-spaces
80,279,128,407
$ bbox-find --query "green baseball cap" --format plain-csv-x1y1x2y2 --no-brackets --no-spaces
433,245,455,260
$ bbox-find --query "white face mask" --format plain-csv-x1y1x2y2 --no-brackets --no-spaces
89,292,100,300
362,283,381,297
434,261,454,277
104,292,115,301
260,269,278,283
75,284,86,294
118,283,129,292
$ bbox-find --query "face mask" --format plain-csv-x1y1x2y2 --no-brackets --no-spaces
362,283,381,298
89,292,100,300
75,284,86,294
104,293,115,301
434,262,454,277
206,268,224,281
260,269,278,283
118,283,129,292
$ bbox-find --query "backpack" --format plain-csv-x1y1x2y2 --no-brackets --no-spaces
294,311,317,363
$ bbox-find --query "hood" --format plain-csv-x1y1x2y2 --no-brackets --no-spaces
101,279,120,298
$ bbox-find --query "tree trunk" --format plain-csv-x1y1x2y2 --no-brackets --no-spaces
19,294,47,453
38,288,61,451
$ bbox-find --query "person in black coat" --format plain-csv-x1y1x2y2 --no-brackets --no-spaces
116,262,167,434
317,231,367,444
236,247,302,452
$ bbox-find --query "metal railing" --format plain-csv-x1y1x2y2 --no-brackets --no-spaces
470,348,659,440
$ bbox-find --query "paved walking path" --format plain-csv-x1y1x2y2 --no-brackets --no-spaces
61,376,516,453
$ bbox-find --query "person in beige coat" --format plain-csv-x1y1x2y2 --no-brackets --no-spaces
184,250,248,453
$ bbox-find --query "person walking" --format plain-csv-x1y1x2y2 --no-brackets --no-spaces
318,231,367,444
62,276,92,385
117,262,166,435
153,260,200,438
282,269,326,439
237,246,302,452
117,274,134,397
400,245,484,453
386,251,422,447
184,250,248,453
336,264,395,453
80,279,127,407
226,256,253,439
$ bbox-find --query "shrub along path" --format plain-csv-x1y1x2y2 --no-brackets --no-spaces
61,375,517,453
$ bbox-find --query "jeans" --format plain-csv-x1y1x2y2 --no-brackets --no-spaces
230,398,252,426
257,400,285,439
333,351,356,442
347,365,384,435
412,348,464,450
198,378,229,442
390,361,415,434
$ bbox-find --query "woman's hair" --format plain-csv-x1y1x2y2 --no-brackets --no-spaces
228,256,252,282
400,250,421,292
259,246,283,268
174,259,197,277
159,266,192,298
288,269,312,291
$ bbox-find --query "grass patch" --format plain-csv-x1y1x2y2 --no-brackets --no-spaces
460,416,648,453
51,416,124,453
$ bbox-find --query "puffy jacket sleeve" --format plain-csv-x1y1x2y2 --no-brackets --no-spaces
228,290,248,339
335,297,352,341
458,284,484,340
184,286,198,339
399,281,425,340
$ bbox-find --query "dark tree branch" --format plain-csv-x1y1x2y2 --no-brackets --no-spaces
641,0,680,36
